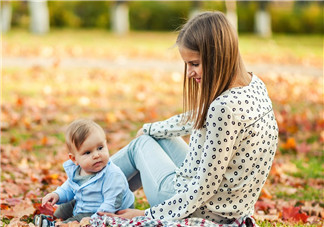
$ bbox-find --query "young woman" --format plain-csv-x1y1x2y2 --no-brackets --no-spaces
100,11,279,225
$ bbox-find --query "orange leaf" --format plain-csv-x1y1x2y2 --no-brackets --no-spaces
1,199,35,218
16,97,24,106
42,173,59,184
106,112,117,124
282,206,309,223
281,137,297,150
41,136,48,146
259,187,272,199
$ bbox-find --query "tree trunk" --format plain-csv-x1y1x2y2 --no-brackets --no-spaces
111,1,129,35
254,2,272,37
189,1,202,19
0,1,12,33
28,0,49,34
225,0,238,32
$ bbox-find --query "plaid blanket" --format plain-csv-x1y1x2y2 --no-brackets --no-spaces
90,215,258,227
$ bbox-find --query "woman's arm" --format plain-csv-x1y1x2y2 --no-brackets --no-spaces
142,113,193,139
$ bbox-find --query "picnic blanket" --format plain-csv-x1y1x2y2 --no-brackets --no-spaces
90,215,258,227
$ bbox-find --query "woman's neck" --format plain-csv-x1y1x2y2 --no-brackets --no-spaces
229,71,252,89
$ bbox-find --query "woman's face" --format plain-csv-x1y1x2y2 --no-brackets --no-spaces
179,46,203,84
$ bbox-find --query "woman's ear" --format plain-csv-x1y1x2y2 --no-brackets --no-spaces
69,153,78,165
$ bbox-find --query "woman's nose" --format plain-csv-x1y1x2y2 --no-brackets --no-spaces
187,67,195,78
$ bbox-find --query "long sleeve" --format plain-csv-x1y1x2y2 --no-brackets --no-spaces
54,180,75,204
96,172,128,213
145,105,244,220
142,113,193,139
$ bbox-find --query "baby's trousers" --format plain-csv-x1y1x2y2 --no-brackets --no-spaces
54,200,92,222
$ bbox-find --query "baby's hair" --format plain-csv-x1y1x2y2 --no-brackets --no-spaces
65,119,105,152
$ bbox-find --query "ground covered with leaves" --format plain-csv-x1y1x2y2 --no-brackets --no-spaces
1,30,323,226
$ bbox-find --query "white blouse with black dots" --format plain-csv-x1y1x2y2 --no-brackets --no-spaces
142,75,279,224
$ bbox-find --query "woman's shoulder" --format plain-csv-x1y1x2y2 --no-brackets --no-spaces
212,74,268,105
208,74,272,122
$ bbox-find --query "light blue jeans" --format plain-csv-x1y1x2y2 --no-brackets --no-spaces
111,135,188,206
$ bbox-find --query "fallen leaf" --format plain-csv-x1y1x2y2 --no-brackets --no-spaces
296,142,311,154
254,200,276,212
282,206,309,223
281,137,297,150
33,201,56,216
1,199,35,218
260,187,272,199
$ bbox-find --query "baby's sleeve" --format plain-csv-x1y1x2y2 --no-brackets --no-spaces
54,180,75,204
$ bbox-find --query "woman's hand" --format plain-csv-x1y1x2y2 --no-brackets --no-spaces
97,209,145,219
136,128,144,138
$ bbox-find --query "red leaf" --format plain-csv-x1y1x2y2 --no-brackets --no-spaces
296,142,311,154
282,206,309,223
34,202,56,216
254,200,275,212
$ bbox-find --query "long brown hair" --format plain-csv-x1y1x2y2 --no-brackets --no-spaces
176,11,246,129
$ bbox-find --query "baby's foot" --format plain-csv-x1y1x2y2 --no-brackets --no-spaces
34,214,56,227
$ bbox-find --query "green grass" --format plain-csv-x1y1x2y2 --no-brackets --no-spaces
276,185,323,201
1,129,32,145
134,197,150,210
3,29,322,62
53,133,65,143
257,220,321,227
293,156,324,179
239,34,323,60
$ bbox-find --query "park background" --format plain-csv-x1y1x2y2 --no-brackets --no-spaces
1,1,323,226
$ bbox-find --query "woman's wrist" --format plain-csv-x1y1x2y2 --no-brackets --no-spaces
142,123,152,136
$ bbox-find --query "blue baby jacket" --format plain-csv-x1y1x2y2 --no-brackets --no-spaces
54,160,134,216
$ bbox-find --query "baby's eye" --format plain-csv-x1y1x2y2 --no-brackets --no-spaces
84,151,91,155
98,146,103,151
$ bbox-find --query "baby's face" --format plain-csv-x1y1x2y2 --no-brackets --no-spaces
69,128,109,176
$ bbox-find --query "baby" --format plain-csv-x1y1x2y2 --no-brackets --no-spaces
40,119,134,224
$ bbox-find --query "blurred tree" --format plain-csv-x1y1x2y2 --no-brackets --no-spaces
0,1,12,33
189,1,202,18
5,1,323,34
225,0,238,32
28,0,49,34
111,1,129,35
254,1,272,37
129,1,191,31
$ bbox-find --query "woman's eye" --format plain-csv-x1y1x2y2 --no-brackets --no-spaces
191,63,199,67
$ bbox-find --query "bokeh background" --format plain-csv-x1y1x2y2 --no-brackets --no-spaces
1,1,323,226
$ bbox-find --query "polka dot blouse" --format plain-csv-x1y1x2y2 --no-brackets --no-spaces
142,74,279,224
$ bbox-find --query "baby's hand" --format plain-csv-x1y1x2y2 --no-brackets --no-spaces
42,192,59,206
